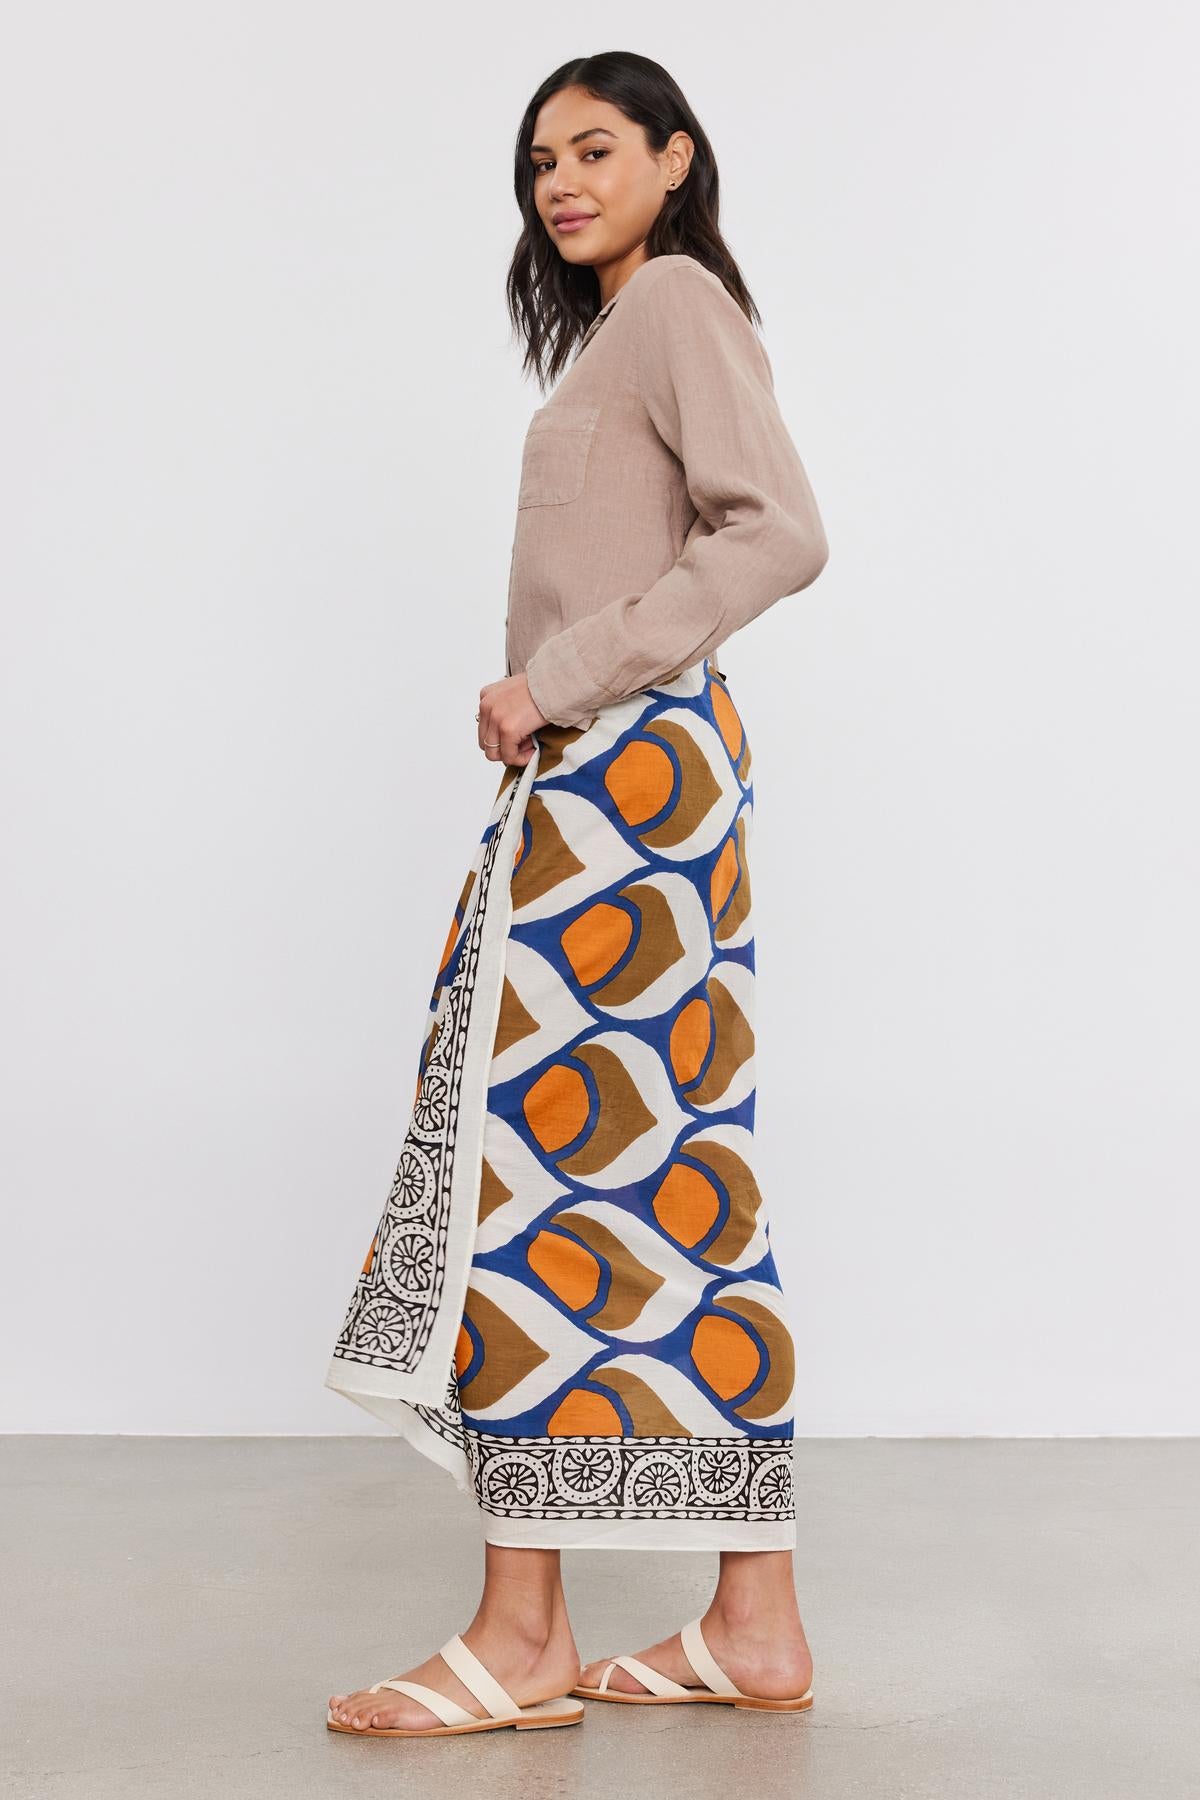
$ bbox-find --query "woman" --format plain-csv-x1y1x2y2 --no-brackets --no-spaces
325,50,829,1739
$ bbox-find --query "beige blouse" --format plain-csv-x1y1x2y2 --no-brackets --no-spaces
505,253,829,730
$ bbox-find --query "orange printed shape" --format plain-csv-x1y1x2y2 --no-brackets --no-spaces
561,902,633,986
527,1229,601,1310
548,1388,625,1436
711,682,745,760
709,837,740,920
670,996,711,1086
523,1062,590,1152
604,739,676,826
652,1163,721,1248
691,1313,761,1401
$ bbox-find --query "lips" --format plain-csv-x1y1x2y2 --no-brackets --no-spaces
554,213,596,228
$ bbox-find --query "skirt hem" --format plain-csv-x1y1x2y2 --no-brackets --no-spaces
327,1383,798,1550
481,1519,798,1552
326,1382,472,1495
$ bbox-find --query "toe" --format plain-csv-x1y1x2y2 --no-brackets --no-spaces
334,1687,367,1723
581,1656,642,1695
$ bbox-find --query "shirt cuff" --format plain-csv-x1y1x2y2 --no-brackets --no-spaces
523,629,607,729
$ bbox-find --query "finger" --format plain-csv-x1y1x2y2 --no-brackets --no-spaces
498,721,529,767
482,714,504,761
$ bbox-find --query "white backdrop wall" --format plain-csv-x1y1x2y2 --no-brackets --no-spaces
1,2,1195,1435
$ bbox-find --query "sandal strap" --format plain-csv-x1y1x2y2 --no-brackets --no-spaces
679,1617,744,1697
608,1653,691,1698
370,1676,477,1726
437,1633,521,1721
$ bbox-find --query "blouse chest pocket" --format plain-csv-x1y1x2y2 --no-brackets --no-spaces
517,403,600,508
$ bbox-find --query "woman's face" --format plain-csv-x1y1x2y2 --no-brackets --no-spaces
529,86,691,274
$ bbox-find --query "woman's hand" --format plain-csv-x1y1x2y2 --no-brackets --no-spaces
476,673,547,767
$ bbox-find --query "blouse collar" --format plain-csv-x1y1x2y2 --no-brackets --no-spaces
578,289,621,351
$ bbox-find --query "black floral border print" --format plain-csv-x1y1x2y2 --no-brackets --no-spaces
330,774,522,1377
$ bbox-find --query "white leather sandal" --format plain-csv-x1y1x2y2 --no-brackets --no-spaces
326,1633,585,1737
573,1615,814,1712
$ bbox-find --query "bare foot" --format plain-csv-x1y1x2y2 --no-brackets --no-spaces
329,1619,582,1732
579,1609,812,1701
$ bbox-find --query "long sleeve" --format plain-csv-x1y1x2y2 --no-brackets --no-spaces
523,260,829,728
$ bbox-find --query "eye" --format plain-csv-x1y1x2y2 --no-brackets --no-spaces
531,147,610,176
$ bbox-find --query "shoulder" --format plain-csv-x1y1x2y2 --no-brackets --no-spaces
631,254,740,315
628,255,760,350
628,255,769,380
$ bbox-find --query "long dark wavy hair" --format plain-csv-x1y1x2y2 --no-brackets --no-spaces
508,52,761,391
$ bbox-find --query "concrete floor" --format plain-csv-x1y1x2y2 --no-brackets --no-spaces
0,1437,1195,1800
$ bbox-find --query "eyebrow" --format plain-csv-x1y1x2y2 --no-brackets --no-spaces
529,127,618,156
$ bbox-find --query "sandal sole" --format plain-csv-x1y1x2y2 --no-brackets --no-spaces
571,1687,813,1711
326,1700,584,1737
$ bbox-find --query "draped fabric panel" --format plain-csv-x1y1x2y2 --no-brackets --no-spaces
325,658,797,1550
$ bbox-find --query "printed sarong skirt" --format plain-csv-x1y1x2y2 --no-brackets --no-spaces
325,657,798,1550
